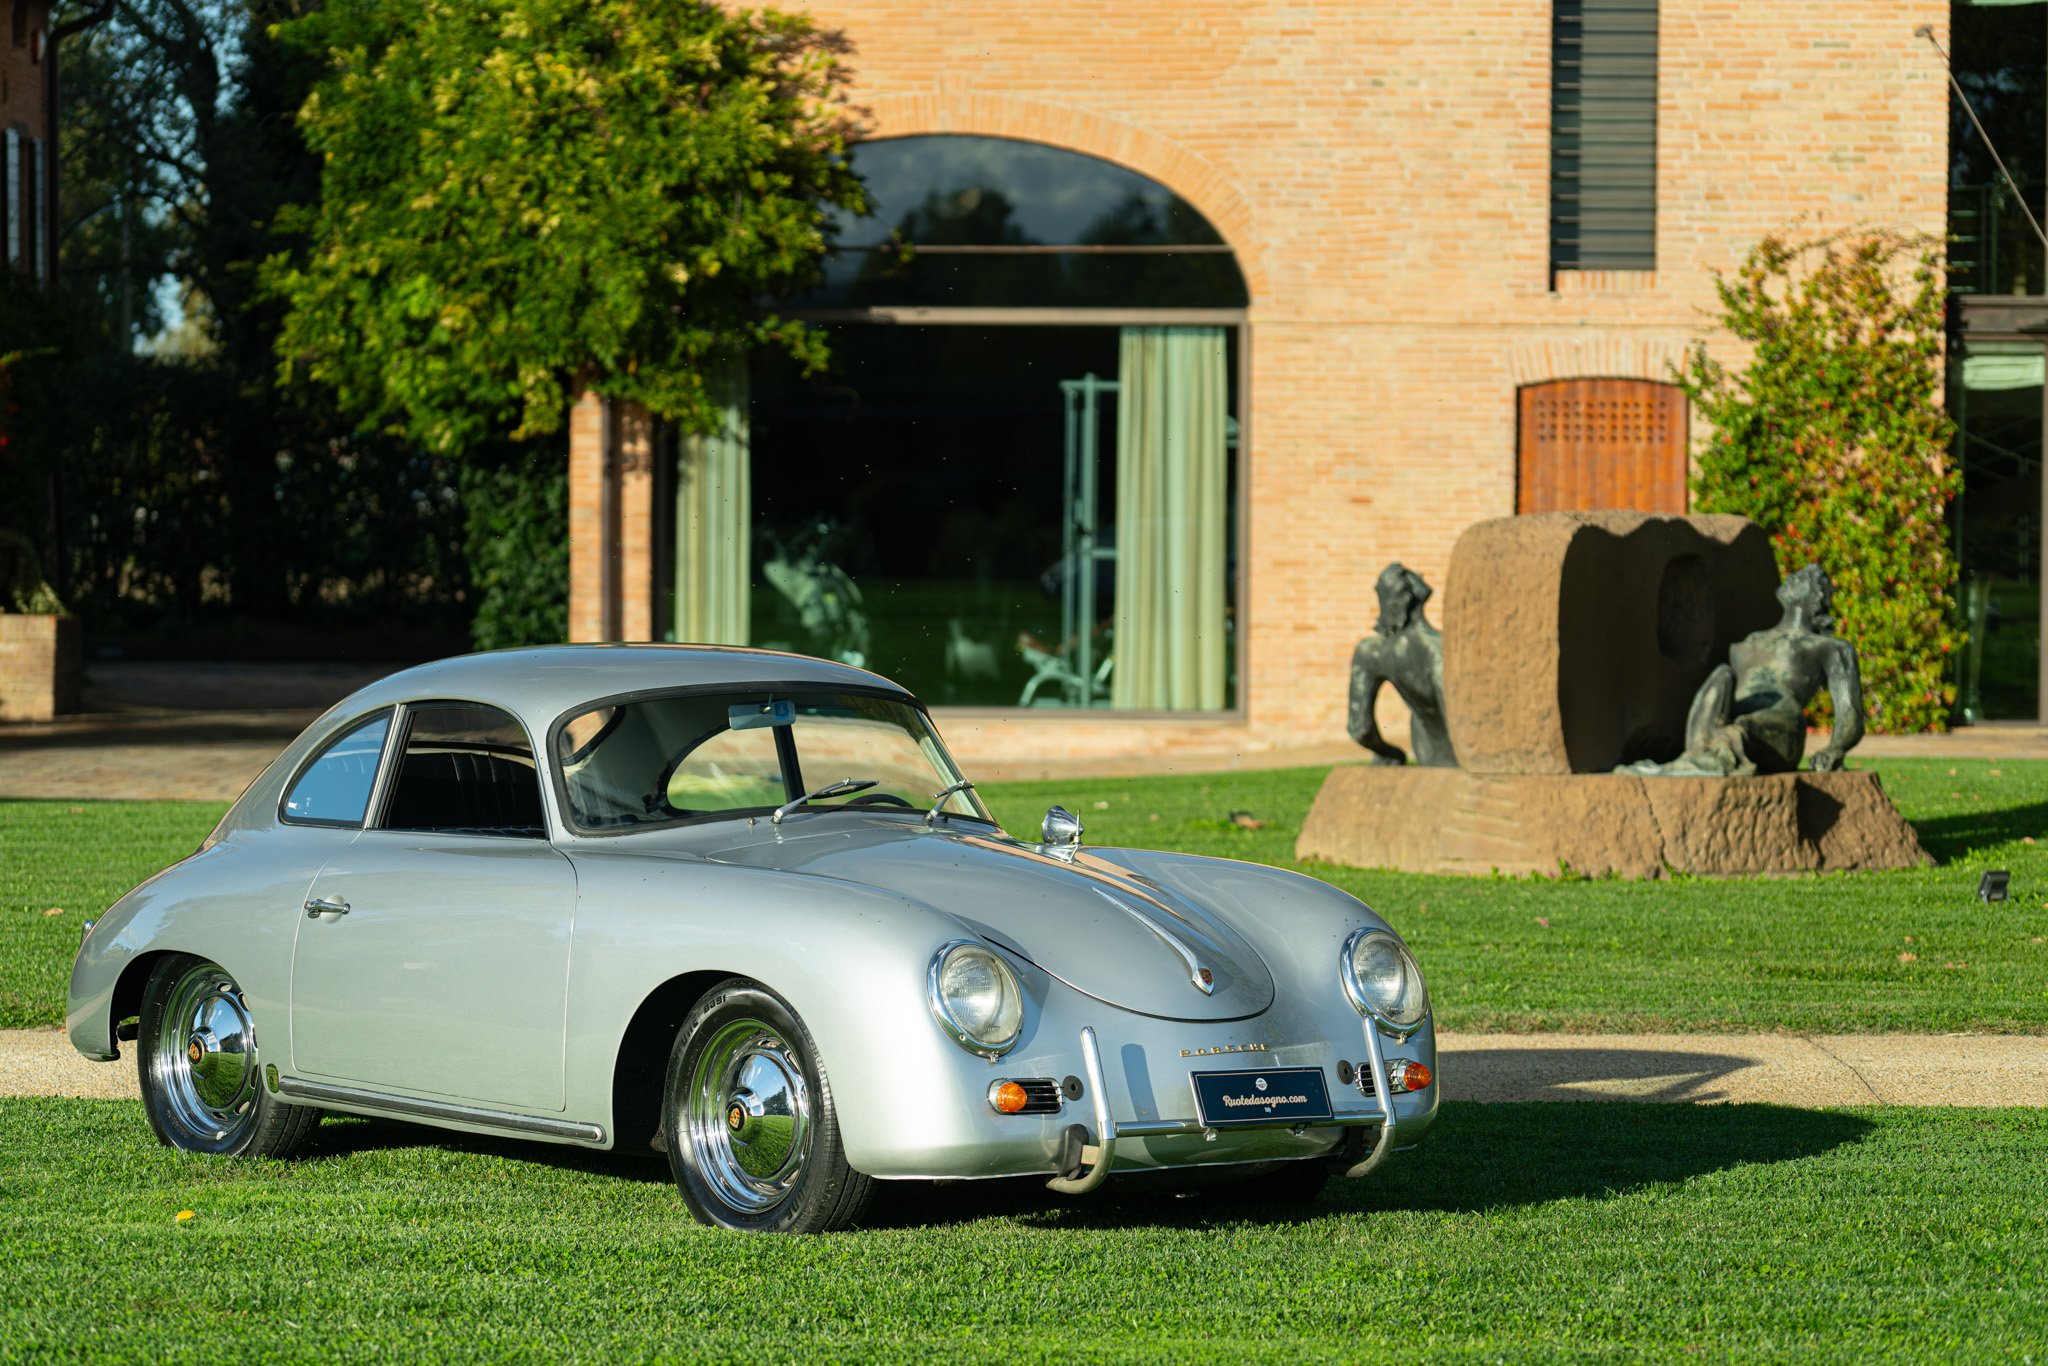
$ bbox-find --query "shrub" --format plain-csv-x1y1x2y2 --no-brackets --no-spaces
462,452,567,651
1681,230,1961,733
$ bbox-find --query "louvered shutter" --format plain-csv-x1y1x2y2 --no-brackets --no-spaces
1550,0,1658,273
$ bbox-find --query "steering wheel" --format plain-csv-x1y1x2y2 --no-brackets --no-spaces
844,792,916,809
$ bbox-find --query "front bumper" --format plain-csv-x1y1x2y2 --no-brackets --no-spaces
1047,1013,1416,1194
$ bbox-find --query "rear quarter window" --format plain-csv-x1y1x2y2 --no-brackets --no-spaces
283,712,393,827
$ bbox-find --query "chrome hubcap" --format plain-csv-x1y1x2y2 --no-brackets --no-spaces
687,1019,811,1215
154,964,259,1143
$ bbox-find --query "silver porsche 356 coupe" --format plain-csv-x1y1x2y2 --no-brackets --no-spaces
69,646,1438,1233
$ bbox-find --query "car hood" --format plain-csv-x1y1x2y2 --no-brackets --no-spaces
700,818,1275,1021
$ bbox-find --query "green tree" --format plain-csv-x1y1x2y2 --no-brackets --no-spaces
264,0,866,454
1681,231,1961,733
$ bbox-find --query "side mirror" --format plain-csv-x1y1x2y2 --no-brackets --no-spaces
1041,805,1083,848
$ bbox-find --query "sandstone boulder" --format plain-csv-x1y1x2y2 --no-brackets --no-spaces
1441,512,1780,774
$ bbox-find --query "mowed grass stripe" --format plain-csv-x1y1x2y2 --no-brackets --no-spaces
0,1099,2040,1360
4,756,2047,1034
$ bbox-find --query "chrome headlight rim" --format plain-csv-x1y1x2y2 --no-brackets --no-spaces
1340,926,1429,1035
927,939,1024,1060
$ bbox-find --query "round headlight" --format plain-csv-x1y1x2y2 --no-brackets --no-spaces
1341,928,1429,1031
928,941,1024,1057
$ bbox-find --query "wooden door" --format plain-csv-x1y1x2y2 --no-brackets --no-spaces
1517,378,1687,514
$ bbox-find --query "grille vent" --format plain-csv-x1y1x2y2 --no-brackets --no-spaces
1009,1078,1064,1114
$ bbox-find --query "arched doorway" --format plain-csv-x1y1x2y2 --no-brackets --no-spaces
1516,377,1688,514
729,135,1250,711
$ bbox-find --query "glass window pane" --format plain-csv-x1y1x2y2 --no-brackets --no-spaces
284,712,391,826
383,703,545,837
1953,340,2043,720
831,136,1229,249
749,324,1238,711
1949,1,2046,295
665,726,785,813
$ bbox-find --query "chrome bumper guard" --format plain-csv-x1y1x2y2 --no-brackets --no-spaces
1044,1019,1400,1195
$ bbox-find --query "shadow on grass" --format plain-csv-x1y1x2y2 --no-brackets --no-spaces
295,1101,1872,1233
303,1115,673,1185
1446,1047,1761,1103
867,1100,1874,1231
1910,800,2048,864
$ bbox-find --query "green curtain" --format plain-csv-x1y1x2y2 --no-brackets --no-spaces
673,368,751,645
1112,326,1229,710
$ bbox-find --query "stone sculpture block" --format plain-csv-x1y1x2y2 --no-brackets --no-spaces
1441,511,1780,775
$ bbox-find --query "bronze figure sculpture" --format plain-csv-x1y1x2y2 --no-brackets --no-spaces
1622,563,1864,777
1349,563,1457,767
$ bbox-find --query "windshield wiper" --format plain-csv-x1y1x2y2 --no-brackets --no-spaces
772,777,877,825
925,779,977,826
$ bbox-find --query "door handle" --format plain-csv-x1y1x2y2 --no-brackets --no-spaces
304,897,350,918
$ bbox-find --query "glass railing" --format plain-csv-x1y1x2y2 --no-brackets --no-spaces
1950,180,2046,296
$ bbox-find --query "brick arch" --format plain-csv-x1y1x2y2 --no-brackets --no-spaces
857,92,1265,302
1505,336,1694,389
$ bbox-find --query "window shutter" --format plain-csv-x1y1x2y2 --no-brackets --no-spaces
1550,0,1658,274
4,128,20,268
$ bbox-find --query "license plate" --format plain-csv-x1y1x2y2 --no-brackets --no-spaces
1189,1066,1334,1128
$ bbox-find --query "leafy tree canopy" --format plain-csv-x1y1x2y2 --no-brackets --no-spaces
1683,231,1961,734
264,0,866,453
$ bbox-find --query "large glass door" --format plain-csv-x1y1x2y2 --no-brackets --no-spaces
1953,339,2045,720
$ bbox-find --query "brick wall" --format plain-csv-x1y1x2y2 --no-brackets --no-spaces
2,0,51,279
570,0,1951,769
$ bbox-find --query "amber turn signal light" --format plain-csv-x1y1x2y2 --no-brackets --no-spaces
990,1080,1029,1114
1397,1061,1434,1092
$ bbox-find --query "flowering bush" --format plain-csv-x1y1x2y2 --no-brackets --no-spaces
1680,231,1961,733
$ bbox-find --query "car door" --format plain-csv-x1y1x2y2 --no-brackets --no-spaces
290,701,577,1114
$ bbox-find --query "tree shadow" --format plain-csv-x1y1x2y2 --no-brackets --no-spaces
1909,799,2048,864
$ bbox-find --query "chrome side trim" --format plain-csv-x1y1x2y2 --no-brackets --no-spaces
274,1076,607,1145
1046,1026,1117,1194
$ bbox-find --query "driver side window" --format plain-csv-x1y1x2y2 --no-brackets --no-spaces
381,703,546,838
665,727,784,814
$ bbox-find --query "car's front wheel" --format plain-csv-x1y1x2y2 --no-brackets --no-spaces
137,954,320,1157
664,978,872,1233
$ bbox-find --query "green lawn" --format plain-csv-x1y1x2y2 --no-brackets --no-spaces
4,756,2046,1033
1,1098,2040,1360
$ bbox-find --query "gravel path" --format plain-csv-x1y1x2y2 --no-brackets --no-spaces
7,1028,2044,1106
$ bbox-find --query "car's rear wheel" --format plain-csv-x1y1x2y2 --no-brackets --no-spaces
664,978,872,1233
137,954,320,1157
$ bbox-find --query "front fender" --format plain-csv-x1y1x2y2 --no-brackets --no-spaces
560,851,1021,1170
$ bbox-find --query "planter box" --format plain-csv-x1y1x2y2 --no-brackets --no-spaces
0,615,82,721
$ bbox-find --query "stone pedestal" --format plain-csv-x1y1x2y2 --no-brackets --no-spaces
0,615,82,721
1297,766,1929,879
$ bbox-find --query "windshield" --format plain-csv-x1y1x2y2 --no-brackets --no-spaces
554,690,991,832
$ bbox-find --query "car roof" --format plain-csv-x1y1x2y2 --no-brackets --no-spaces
331,644,914,727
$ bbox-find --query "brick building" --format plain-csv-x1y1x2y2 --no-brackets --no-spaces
568,0,1978,765
2,0,54,283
